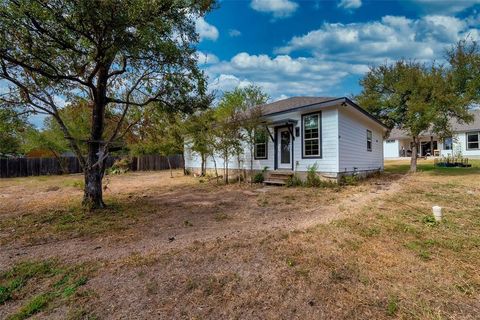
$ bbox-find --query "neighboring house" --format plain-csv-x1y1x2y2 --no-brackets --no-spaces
185,96,388,180
384,109,480,159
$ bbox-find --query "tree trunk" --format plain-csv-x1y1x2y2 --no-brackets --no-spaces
83,64,109,210
201,153,206,176
224,153,229,184
250,143,254,186
167,156,173,178
410,137,418,173
83,165,105,209
181,152,186,175
212,155,219,184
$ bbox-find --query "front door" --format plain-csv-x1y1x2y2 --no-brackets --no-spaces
277,127,292,169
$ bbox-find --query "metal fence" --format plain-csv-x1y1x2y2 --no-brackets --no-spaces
0,154,183,178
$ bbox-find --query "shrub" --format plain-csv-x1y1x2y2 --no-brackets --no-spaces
339,174,358,186
305,163,322,187
106,158,131,175
252,166,269,184
286,175,303,187
253,172,264,183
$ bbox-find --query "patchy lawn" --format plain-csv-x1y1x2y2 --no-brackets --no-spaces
0,165,479,319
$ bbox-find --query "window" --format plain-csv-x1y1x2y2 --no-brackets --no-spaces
254,128,268,159
467,132,479,150
367,130,373,151
386,139,395,143
443,137,453,150
302,112,321,157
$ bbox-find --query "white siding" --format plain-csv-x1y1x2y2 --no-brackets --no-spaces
338,106,384,172
384,139,400,158
443,132,480,158
185,104,386,174
185,106,340,173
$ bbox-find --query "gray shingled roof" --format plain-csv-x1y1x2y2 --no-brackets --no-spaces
388,109,480,139
260,96,339,116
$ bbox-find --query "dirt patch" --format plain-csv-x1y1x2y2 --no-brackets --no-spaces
1,166,479,319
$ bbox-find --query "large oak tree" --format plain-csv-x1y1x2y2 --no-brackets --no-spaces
0,0,214,208
357,59,473,172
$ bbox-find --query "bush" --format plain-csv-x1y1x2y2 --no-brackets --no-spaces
106,158,131,175
305,163,322,187
286,175,303,187
253,172,264,183
252,166,269,184
339,175,359,186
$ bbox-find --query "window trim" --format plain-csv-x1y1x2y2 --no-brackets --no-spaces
443,137,453,151
301,111,322,159
253,128,269,160
466,131,480,150
367,129,373,152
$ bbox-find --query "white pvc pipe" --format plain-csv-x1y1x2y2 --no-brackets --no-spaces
432,206,442,221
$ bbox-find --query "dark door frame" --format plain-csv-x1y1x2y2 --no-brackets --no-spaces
274,124,294,171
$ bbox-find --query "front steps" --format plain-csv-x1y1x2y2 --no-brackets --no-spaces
263,170,294,186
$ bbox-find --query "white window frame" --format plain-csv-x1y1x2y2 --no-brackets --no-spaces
254,129,268,160
466,131,480,150
367,129,373,152
302,112,321,158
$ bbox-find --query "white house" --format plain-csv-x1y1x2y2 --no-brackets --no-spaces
185,96,388,181
383,109,480,159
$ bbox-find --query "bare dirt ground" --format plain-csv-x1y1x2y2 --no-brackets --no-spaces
1,162,479,319
0,170,402,268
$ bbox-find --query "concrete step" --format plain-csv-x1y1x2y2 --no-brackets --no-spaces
263,179,287,185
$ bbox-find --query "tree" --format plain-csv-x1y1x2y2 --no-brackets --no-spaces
238,85,269,184
214,91,244,184
447,39,480,104
184,109,216,177
130,107,186,178
0,0,214,209
356,60,473,172
0,108,29,156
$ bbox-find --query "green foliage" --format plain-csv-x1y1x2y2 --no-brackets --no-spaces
253,172,265,183
106,158,131,175
356,44,480,172
305,163,322,187
1,260,92,320
339,175,359,186
0,109,30,156
286,175,303,187
386,295,399,316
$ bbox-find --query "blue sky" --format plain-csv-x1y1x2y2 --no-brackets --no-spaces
195,0,480,101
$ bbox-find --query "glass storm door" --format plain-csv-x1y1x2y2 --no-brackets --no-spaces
278,128,292,169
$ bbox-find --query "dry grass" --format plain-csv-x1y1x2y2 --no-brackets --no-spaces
1,164,479,319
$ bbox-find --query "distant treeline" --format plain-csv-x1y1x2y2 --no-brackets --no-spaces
0,154,183,178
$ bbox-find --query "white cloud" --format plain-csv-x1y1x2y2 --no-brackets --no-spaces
409,0,480,15
202,13,479,101
195,17,219,41
195,51,219,65
228,29,242,37
338,0,362,10
204,52,368,99
250,0,299,18
275,14,479,65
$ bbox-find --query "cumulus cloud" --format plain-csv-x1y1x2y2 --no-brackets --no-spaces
250,0,299,18
195,17,219,41
275,14,479,65
204,52,368,98
338,0,362,10
228,29,242,37
203,13,479,100
409,0,480,15
195,51,219,65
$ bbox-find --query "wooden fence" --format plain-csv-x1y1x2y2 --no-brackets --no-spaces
0,154,183,178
